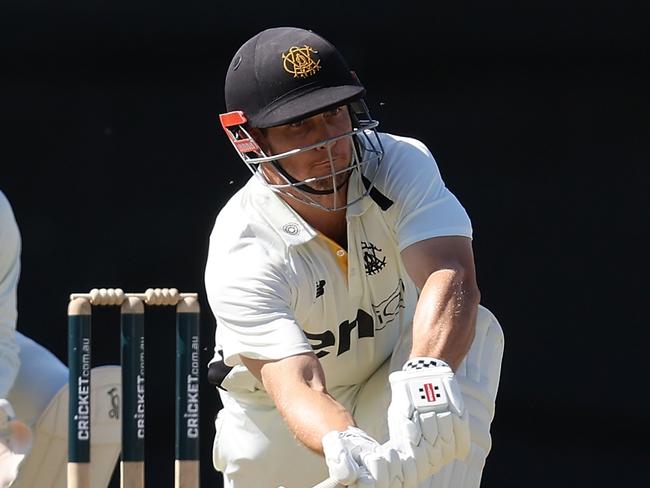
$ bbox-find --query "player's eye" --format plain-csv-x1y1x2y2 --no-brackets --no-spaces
326,107,343,117
289,119,306,128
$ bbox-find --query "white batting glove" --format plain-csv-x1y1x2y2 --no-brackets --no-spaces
1,399,33,488
387,358,470,486
322,426,403,488
0,399,16,440
0,399,32,450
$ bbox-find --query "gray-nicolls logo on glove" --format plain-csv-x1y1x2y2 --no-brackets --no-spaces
387,357,470,487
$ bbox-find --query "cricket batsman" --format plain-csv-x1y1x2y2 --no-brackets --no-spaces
205,26,505,488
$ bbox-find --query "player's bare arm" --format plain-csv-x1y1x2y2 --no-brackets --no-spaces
240,352,355,454
401,235,480,370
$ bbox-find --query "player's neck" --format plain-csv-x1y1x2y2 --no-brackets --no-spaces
314,210,348,250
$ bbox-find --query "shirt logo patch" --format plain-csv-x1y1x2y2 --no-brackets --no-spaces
282,222,300,236
361,241,386,275
315,280,326,298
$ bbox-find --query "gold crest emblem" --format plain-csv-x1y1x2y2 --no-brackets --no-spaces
282,45,321,78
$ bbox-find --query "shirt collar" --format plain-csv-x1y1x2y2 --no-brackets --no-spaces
345,169,373,217
246,170,373,248
247,175,318,247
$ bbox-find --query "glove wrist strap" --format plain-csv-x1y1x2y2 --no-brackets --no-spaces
403,356,450,371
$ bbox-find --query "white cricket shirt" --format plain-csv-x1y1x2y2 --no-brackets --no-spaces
205,132,472,394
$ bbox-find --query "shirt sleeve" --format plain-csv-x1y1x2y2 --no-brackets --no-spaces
381,136,473,251
205,236,312,367
0,191,22,397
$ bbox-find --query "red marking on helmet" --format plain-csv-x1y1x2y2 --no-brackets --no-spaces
220,111,248,129
234,139,261,154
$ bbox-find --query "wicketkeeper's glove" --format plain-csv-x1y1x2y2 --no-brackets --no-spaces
387,357,470,486
322,426,403,488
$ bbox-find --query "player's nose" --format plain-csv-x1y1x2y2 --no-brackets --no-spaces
313,118,341,151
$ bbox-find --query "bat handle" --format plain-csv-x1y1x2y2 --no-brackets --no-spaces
311,477,344,488
278,478,343,488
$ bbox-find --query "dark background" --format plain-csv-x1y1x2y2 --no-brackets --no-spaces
2,1,648,487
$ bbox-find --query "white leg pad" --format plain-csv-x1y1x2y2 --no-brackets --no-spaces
418,305,505,488
12,365,122,488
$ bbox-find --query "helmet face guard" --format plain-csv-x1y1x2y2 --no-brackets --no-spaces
219,100,384,212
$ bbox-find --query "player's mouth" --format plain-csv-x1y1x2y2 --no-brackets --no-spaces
312,159,336,166
311,157,347,169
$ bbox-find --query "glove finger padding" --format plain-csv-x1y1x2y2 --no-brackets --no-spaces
441,373,471,459
323,430,364,485
323,427,404,488
432,411,456,467
387,357,469,483
358,446,403,488
417,411,446,468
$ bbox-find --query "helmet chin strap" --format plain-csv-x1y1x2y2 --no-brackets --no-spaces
271,161,351,195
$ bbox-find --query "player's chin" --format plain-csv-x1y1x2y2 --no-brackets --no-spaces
314,175,349,192
305,184,336,194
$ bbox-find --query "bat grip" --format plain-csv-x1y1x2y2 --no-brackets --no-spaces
311,477,344,488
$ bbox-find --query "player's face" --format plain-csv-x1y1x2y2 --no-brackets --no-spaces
260,106,354,194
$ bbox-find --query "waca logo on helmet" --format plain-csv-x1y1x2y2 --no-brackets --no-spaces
282,45,321,78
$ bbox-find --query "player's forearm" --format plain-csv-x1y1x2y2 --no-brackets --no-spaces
410,267,480,370
275,383,355,454
252,353,355,454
